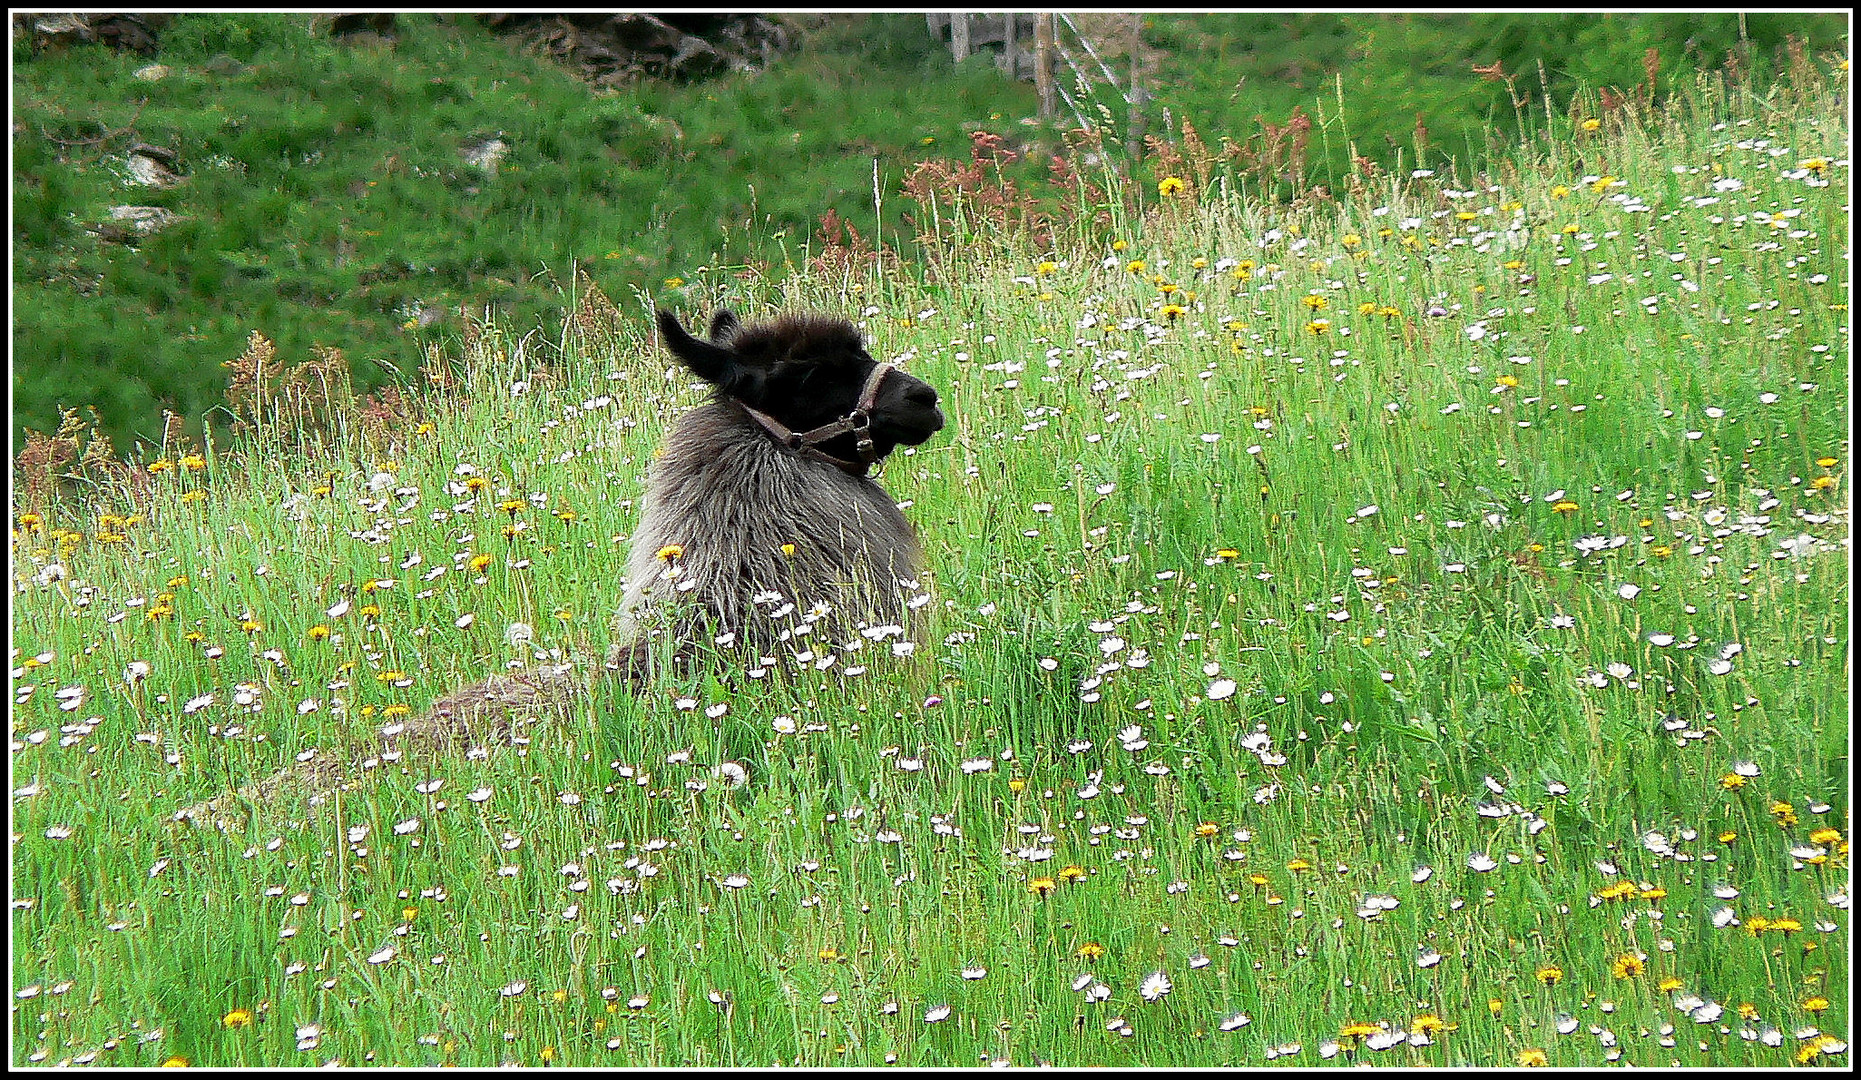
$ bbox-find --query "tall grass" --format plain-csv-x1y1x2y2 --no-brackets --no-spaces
9,61,1848,1067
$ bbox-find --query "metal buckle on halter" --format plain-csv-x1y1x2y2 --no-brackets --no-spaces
847,409,873,457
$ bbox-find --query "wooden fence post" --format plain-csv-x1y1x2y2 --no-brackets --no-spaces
1126,14,1147,150
951,12,969,63
1035,13,1056,118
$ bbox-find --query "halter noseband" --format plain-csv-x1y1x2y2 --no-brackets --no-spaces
737,362,896,477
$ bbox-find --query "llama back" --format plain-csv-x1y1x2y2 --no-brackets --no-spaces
614,400,923,659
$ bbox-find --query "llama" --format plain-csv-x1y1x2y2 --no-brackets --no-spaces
177,307,943,826
613,306,945,673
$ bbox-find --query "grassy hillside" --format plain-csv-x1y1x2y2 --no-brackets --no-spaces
11,14,1038,451
8,50,1848,1067
11,13,1845,455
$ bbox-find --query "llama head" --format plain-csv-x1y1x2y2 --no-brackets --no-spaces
658,308,944,461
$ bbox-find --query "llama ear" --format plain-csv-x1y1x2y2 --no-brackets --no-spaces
707,309,740,343
658,308,738,386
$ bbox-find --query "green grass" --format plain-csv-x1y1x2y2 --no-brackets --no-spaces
8,57,1850,1067
13,13,1846,456
10,14,1042,452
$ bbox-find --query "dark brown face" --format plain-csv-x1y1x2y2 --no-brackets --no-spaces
866,367,945,449
660,308,945,461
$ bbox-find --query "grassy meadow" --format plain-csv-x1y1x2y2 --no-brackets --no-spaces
8,60,1851,1067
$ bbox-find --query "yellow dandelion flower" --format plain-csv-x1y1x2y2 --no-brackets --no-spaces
1286,858,1313,873
1126,259,1146,274
818,946,841,962
1160,303,1187,320
1008,778,1027,793
1810,475,1836,490
1058,865,1086,882
223,1007,254,1028
1719,830,1738,843
1411,1014,1454,1036
180,454,206,471
469,553,493,573
148,459,175,474
1305,319,1331,335
161,1056,189,1067
1808,827,1842,845
464,475,489,492
1803,996,1830,1013
1589,175,1616,193
1535,965,1563,986
1551,500,1578,514
1076,942,1106,960
1158,176,1186,197
1487,998,1504,1017
1611,954,1645,979
1194,822,1221,838
1302,294,1328,309
1339,1020,1381,1039
180,491,207,503
656,544,684,562
1581,118,1601,132
1029,877,1057,896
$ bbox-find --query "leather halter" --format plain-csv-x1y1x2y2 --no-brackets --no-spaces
738,362,896,477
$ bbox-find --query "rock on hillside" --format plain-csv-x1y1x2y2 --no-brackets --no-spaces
478,13,791,86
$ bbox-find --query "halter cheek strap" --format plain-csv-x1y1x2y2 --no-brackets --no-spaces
738,363,896,477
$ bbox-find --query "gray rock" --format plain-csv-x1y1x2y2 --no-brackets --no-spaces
125,148,183,188
103,205,183,235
